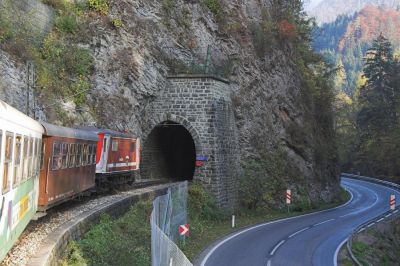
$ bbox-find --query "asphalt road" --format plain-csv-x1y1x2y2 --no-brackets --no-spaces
198,177,400,266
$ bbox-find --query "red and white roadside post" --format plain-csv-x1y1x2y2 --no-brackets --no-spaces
390,195,396,211
179,224,189,246
286,189,292,213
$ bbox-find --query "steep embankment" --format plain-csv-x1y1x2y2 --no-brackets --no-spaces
0,0,340,205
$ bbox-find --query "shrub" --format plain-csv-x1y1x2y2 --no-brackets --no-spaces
88,0,109,15
188,181,225,221
203,0,222,18
55,15,79,33
111,18,123,28
239,151,288,210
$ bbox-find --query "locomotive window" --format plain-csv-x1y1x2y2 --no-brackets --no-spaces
103,139,107,152
130,142,135,152
13,135,22,186
22,136,29,181
69,143,76,168
52,142,62,171
61,143,69,169
112,140,118,152
3,132,13,194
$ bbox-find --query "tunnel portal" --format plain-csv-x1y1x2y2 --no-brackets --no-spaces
142,121,196,181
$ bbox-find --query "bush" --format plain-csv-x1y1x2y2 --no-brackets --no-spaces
55,15,79,33
111,18,123,28
188,181,225,221
88,0,109,15
239,151,288,210
203,0,222,18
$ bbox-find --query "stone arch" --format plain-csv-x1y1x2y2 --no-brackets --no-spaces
141,113,203,181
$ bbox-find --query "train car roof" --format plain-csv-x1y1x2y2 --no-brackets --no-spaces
41,122,99,141
0,100,44,134
76,126,137,139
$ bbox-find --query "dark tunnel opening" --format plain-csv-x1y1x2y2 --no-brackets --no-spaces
142,121,196,181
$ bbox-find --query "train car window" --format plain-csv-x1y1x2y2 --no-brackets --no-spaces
69,143,75,168
112,140,118,152
28,138,33,178
22,136,29,181
2,132,13,194
103,139,106,152
40,141,45,170
76,144,82,167
93,145,97,165
82,144,87,165
61,143,69,169
35,139,40,174
130,142,135,153
32,139,36,176
88,145,92,165
52,142,62,171
13,135,22,186
0,130,2,163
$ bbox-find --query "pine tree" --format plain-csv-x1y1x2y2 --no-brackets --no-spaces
363,33,394,85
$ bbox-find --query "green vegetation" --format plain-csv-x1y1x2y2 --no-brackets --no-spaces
336,34,400,183
60,201,153,266
88,0,109,15
203,0,223,18
351,218,400,265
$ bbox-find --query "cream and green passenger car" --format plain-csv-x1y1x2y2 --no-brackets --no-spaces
0,100,44,261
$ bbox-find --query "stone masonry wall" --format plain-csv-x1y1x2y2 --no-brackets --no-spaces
142,75,239,209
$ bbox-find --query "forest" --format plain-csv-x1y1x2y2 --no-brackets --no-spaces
336,34,400,184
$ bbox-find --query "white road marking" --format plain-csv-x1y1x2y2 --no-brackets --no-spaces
394,210,399,214
367,223,375,228
334,237,349,266
340,212,354,218
377,218,384,223
288,227,309,238
314,219,335,227
267,259,272,266
358,228,366,233
385,213,392,218
270,240,285,256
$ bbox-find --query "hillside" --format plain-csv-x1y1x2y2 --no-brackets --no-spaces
0,0,340,207
313,5,400,95
308,0,400,24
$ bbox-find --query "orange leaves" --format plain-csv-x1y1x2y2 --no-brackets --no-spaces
277,20,297,39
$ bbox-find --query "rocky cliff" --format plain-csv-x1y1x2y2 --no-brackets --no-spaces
0,0,340,206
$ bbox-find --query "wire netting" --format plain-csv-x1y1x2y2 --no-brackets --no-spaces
151,181,193,266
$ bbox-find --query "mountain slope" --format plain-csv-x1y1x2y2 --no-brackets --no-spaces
308,0,400,24
313,5,400,95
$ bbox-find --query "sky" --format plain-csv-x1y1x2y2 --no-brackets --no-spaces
303,0,324,10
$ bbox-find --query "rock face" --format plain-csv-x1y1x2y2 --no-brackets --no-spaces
0,0,340,206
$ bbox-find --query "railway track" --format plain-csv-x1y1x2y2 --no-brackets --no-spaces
0,179,165,266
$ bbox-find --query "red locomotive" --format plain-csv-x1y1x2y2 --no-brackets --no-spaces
78,128,140,186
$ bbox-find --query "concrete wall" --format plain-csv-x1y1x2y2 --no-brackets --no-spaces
142,75,239,209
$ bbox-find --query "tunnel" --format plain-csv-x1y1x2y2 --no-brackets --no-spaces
141,121,196,181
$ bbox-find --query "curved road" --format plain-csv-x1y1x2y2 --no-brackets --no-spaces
198,177,400,266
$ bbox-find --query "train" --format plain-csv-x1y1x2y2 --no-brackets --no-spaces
0,100,140,261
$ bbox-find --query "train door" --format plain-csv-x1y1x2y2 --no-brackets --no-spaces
97,135,111,173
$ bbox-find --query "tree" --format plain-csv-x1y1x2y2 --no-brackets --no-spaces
363,33,394,85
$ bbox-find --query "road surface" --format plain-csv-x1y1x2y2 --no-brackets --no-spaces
198,177,400,266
